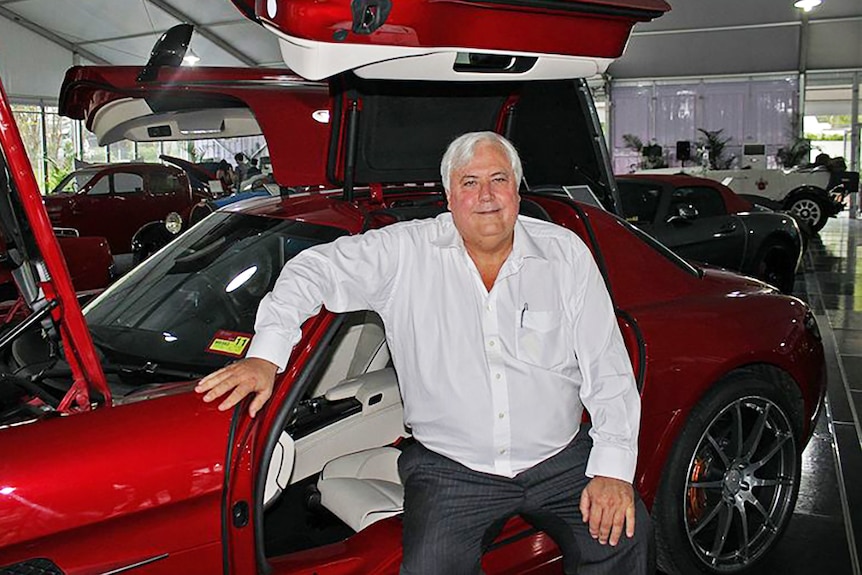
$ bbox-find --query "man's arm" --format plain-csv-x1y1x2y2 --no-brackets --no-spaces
569,245,641,544
196,228,400,416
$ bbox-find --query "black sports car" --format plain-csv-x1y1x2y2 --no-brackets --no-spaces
616,174,803,293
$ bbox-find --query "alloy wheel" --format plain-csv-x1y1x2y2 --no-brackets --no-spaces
683,396,797,572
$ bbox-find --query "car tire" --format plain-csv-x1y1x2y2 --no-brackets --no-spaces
786,192,828,233
752,238,796,294
189,202,216,226
653,372,801,575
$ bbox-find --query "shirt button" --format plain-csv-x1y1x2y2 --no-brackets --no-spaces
499,448,507,454
498,412,505,419
487,304,492,311
489,340,495,347
495,373,502,380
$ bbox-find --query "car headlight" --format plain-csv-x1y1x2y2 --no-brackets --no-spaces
164,212,183,235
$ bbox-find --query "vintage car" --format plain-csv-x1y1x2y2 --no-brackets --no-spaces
616,174,803,293
0,4,828,575
44,160,213,255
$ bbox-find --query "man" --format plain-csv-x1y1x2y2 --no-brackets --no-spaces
234,152,251,189
196,132,652,574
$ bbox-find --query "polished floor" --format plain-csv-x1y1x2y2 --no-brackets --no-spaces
681,214,862,575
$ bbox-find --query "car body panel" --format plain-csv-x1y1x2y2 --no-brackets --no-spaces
0,389,233,574
0,234,112,308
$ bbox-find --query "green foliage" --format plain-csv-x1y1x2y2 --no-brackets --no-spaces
622,133,644,152
806,133,845,142
696,128,734,170
621,133,667,169
775,138,812,168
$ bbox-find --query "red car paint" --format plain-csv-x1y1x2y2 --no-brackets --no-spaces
240,0,669,59
0,3,826,574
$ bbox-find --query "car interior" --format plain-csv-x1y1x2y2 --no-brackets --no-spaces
260,309,408,556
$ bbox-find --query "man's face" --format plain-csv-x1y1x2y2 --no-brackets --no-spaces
448,142,520,250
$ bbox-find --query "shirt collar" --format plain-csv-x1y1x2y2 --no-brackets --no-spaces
430,212,548,263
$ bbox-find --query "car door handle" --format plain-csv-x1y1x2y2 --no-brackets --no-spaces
716,223,737,234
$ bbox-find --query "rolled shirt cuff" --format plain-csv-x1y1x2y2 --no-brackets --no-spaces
246,330,300,372
585,444,637,484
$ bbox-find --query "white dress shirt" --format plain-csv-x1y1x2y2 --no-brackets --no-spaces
248,212,640,482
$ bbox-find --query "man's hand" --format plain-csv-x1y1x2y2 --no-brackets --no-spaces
195,357,279,418
579,476,636,546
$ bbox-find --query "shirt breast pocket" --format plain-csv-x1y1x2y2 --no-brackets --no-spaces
516,309,568,369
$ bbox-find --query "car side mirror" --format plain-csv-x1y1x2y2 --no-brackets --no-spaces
667,203,698,224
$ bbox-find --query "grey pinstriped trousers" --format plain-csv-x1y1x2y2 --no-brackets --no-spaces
397,426,654,575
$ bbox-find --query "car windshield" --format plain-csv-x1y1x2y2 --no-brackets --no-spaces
84,212,347,375
48,168,101,195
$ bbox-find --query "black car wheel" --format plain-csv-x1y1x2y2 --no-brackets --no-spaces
787,193,828,233
189,201,216,226
753,238,796,294
654,373,801,575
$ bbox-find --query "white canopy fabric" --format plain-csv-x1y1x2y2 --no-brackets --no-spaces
0,0,859,100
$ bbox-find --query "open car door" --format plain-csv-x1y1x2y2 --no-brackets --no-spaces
232,0,669,80
59,65,331,189
219,1,672,574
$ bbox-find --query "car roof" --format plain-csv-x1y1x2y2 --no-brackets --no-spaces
617,174,754,212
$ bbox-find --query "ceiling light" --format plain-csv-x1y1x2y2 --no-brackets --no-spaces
794,0,822,12
226,266,258,293
182,48,200,66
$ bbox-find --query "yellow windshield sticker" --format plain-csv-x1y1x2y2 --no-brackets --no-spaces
207,330,253,358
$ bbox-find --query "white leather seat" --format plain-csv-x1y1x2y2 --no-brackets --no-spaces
317,447,404,532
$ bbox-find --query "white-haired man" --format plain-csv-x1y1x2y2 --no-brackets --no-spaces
196,131,652,574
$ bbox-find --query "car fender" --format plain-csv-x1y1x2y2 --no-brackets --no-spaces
782,185,830,207
0,389,234,573
735,213,802,271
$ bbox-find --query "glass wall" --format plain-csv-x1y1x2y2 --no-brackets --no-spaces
804,71,861,171
611,75,800,174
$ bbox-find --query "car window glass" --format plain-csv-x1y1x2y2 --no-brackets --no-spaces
112,172,145,195
672,186,726,218
84,213,347,374
150,171,180,195
87,175,111,196
617,182,660,225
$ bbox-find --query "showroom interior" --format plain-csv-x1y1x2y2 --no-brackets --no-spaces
0,0,860,574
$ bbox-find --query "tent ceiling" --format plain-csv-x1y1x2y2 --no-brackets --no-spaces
0,0,283,67
0,0,858,87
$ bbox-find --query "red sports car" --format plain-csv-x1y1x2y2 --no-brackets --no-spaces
0,2,826,575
